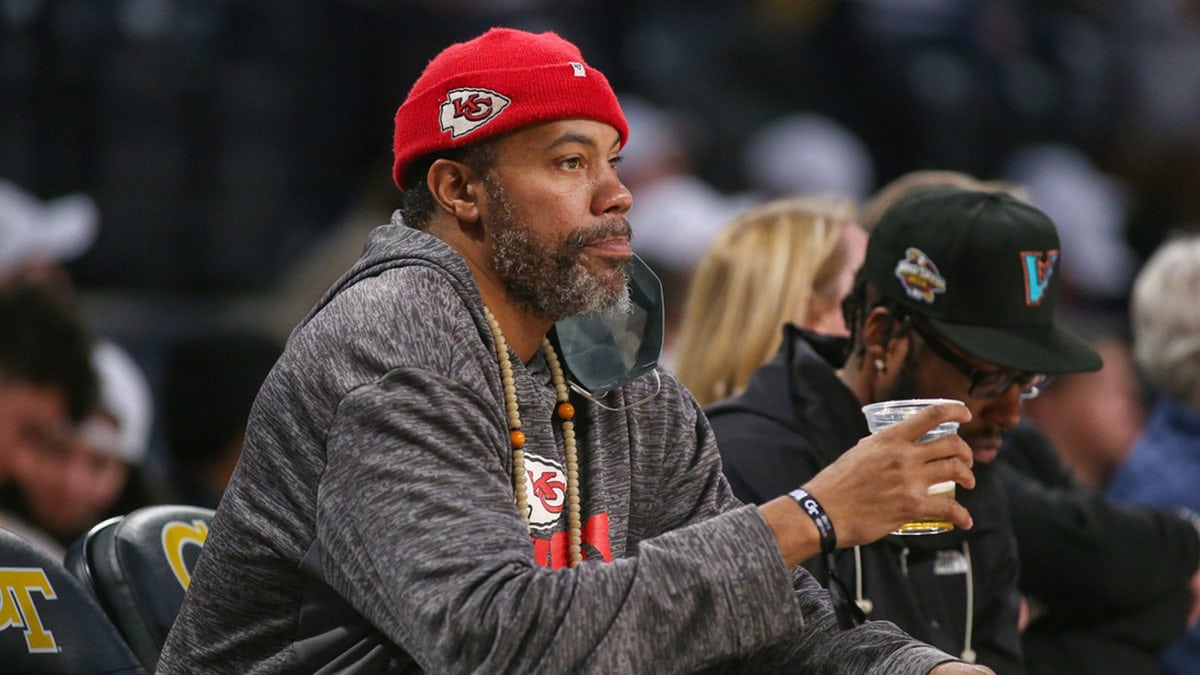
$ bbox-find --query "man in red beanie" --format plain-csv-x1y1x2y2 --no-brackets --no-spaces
161,28,990,674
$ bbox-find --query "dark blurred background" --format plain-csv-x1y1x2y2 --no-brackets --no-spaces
4,0,1200,477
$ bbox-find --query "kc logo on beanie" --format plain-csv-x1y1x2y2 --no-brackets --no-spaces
392,28,629,189
440,89,512,138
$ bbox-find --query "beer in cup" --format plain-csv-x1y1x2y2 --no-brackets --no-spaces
861,398,963,535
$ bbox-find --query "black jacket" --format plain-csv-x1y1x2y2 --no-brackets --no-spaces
998,425,1199,675
707,326,1025,674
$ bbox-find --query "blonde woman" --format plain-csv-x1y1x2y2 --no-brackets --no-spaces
674,195,865,406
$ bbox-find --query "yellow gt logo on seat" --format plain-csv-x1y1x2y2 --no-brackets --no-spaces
0,567,58,653
161,520,209,590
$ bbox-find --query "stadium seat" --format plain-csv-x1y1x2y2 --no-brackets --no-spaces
0,525,143,673
65,505,214,671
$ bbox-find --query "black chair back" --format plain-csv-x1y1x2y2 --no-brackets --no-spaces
65,505,215,671
0,526,144,674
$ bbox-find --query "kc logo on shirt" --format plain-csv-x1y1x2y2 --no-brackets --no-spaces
439,88,511,139
521,450,614,568
522,455,567,529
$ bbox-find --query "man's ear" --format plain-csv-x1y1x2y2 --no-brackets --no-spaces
862,306,915,378
427,159,482,225
862,306,897,360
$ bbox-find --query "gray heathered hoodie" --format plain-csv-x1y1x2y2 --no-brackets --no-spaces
158,219,955,674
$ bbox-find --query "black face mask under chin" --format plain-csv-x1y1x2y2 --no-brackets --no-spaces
554,254,664,410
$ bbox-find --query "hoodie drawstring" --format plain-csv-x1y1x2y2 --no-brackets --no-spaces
852,541,977,664
961,541,977,663
853,545,873,615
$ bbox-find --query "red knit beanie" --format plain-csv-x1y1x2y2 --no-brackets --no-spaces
392,27,629,190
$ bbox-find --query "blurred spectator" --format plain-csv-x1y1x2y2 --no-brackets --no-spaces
999,422,1199,675
1003,143,1137,305
674,195,862,406
0,178,98,295
163,330,283,508
0,284,96,485
622,95,752,272
0,284,101,556
996,146,1148,489
741,113,875,203
617,95,760,359
3,340,157,558
1108,231,1200,675
1020,311,1146,490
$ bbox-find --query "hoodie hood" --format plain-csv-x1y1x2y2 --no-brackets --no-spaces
708,324,864,468
296,214,486,339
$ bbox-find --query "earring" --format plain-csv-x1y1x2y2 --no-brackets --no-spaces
873,358,887,374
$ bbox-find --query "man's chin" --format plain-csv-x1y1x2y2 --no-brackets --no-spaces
583,254,628,281
588,266,628,303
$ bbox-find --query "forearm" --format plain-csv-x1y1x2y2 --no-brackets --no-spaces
759,495,825,567
325,499,806,672
1004,466,1200,607
756,572,956,674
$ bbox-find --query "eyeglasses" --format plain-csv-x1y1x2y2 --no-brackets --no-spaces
911,324,1046,400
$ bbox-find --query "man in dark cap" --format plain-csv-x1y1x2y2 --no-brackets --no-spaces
711,186,1104,674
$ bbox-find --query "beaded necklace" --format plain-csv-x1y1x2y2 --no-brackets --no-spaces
483,306,583,567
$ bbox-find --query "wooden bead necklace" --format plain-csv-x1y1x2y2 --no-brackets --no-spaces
483,306,583,567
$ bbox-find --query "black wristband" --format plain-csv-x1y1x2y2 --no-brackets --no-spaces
789,487,836,555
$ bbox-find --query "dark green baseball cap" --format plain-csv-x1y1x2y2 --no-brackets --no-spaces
864,186,1102,374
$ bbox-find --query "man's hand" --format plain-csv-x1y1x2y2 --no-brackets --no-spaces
760,401,976,567
804,400,975,549
930,662,995,674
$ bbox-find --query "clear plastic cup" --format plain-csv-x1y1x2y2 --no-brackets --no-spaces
862,398,963,440
860,398,964,535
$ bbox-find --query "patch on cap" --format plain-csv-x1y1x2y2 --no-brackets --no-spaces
894,247,947,303
439,88,512,139
1021,249,1060,306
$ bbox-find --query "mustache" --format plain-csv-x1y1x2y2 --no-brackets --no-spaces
566,219,632,251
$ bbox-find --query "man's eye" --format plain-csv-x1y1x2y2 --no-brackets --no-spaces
560,157,582,170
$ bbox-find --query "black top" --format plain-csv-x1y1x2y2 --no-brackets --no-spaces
708,325,1025,674
998,425,1199,675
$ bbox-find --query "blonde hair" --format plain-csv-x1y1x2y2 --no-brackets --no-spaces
675,195,857,406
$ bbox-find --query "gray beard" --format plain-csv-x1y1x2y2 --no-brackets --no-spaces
486,178,632,322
